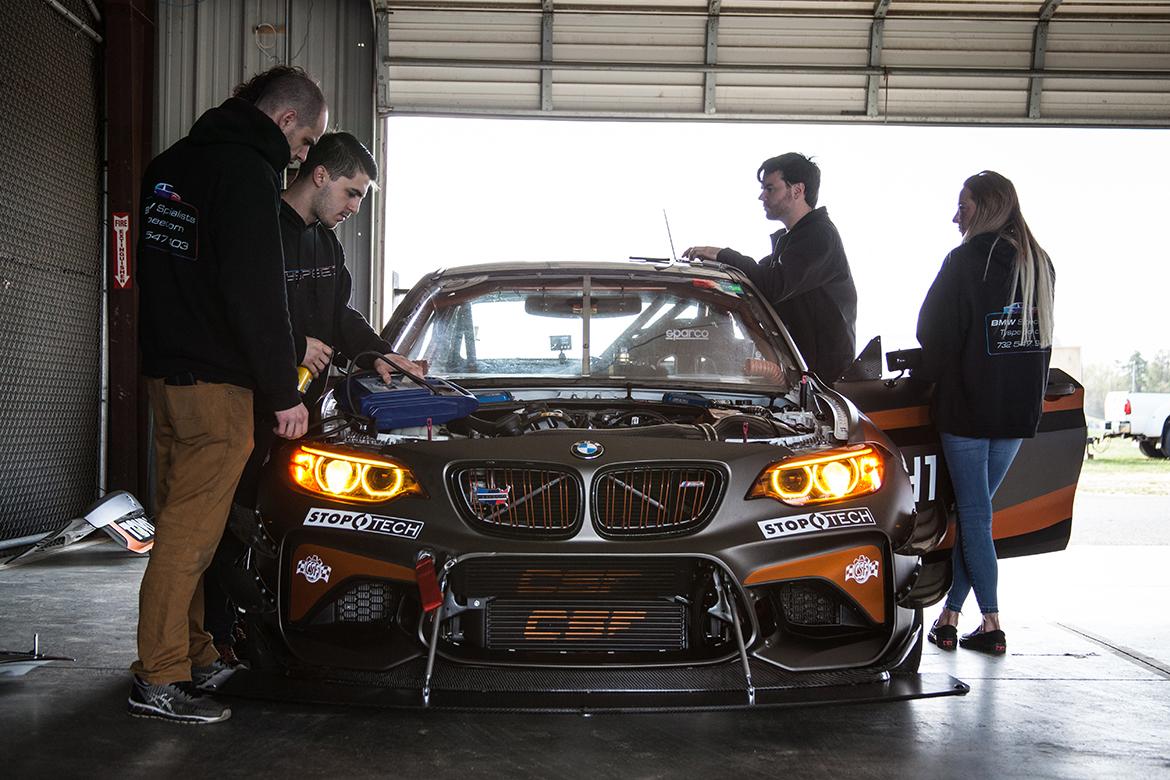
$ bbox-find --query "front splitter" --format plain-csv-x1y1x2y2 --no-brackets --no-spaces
213,659,968,712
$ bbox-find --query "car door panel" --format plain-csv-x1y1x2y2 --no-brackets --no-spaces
842,367,1085,559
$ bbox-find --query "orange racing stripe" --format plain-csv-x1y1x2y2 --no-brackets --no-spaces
937,483,1078,548
289,544,416,622
1042,387,1084,414
867,406,931,431
744,544,886,623
867,389,1082,433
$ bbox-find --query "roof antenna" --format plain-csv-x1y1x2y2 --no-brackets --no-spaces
663,209,678,262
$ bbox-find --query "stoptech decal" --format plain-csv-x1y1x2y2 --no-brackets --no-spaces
303,508,424,540
758,507,876,539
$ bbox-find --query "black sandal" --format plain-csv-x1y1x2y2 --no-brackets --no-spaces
928,620,958,651
960,627,1006,655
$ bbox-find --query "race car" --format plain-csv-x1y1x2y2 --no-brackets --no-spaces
231,259,1085,710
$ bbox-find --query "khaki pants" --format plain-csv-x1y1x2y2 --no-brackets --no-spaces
131,379,254,684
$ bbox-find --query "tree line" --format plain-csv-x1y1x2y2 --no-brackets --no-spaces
1082,350,1170,419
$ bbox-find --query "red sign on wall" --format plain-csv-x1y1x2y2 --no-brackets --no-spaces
112,212,131,289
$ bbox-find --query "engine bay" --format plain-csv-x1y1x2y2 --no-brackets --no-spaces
315,372,845,452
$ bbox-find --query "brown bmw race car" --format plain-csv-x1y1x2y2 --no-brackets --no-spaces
225,259,1084,710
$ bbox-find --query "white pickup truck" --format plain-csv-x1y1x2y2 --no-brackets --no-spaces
1103,391,1170,458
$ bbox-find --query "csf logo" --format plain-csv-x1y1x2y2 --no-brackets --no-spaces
845,554,880,584
303,508,424,540
523,609,647,640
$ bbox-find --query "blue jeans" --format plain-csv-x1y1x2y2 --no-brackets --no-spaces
940,433,1023,615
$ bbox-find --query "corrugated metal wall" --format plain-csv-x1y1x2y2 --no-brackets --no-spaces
155,0,379,318
0,0,102,549
381,1,1170,125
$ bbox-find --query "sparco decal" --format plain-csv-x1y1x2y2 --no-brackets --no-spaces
295,554,332,584
844,554,880,584
757,507,876,539
665,328,709,340
303,508,424,539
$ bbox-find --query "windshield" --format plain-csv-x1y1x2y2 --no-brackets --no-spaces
392,274,798,388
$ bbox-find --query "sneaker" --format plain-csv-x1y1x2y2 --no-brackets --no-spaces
191,658,236,689
127,677,231,724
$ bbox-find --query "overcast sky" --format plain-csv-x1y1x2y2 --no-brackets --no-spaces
383,117,1169,369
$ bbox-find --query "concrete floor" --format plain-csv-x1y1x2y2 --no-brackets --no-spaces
2,490,1168,779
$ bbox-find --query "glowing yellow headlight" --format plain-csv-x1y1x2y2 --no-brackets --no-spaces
749,445,884,506
289,446,424,503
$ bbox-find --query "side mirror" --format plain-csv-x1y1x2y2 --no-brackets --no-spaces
886,348,922,373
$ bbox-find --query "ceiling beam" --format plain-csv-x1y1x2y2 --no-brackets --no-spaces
1028,0,1063,118
376,1,393,115
703,0,720,114
384,56,1168,82
541,0,554,111
379,2,1169,22
866,0,891,117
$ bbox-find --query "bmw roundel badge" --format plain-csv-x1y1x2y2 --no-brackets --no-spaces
571,440,604,459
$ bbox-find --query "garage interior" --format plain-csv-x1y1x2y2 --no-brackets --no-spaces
1,0,1168,774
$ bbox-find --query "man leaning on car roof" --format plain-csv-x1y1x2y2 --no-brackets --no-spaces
128,66,327,725
683,152,858,385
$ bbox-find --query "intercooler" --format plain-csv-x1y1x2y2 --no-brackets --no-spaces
442,556,734,662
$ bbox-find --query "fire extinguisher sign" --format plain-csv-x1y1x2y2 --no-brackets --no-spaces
112,212,131,289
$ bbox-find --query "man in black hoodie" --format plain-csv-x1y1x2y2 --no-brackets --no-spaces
683,153,857,384
128,67,327,724
201,133,425,667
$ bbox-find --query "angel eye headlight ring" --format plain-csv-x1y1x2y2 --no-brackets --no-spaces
749,445,884,507
289,446,424,503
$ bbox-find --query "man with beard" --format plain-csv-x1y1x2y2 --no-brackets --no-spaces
201,133,425,665
684,153,857,384
130,66,327,724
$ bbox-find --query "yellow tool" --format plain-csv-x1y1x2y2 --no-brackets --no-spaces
296,365,313,394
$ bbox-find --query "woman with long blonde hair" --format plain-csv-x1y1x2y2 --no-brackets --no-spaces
917,170,1055,655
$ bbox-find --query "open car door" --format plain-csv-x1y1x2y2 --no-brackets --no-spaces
839,338,1086,560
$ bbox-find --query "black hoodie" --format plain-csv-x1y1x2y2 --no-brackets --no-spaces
137,97,300,411
279,200,393,402
716,207,857,383
916,231,1053,439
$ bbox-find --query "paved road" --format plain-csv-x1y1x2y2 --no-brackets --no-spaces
1069,492,1169,546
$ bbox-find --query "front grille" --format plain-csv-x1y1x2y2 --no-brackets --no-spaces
334,582,392,623
487,600,688,652
451,464,583,537
593,465,724,537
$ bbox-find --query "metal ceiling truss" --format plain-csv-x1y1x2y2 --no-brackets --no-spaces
1028,0,1062,118
377,0,1170,126
542,0,554,110
704,0,720,114
866,0,890,117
